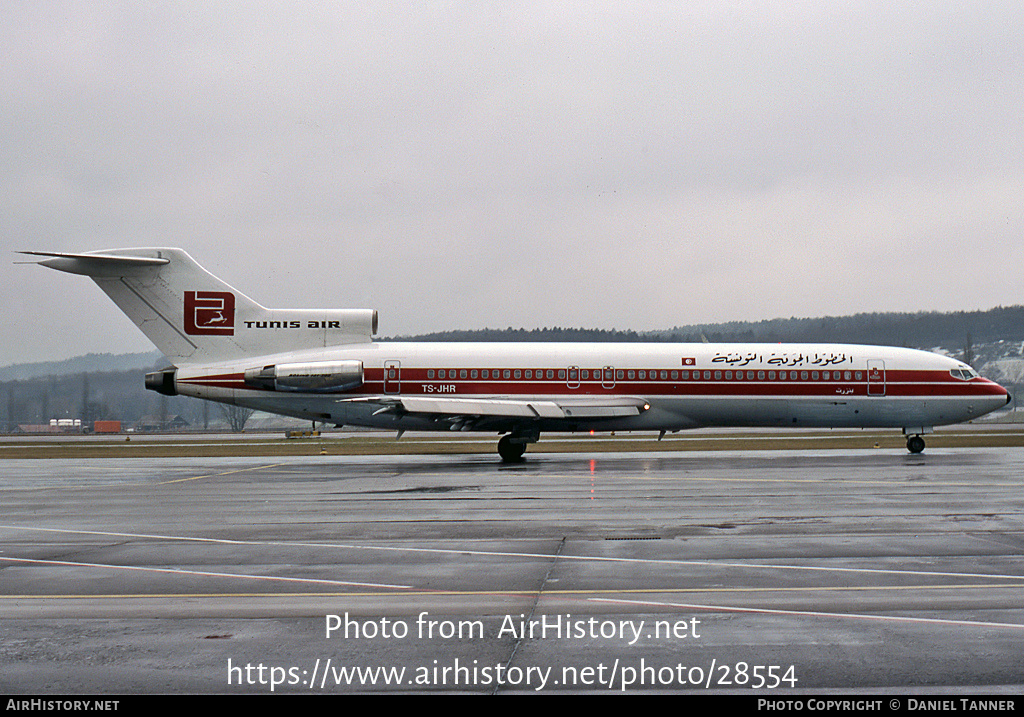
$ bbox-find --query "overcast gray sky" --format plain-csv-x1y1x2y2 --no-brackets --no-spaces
3,2,1022,366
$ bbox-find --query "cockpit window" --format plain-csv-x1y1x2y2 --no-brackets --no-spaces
950,367,979,380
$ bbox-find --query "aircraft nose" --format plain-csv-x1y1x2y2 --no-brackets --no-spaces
995,381,1012,407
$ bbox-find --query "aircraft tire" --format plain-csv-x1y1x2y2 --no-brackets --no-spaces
906,435,926,454
498,435,526,462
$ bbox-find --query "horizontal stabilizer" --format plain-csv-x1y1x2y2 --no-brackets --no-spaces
19,251,170,275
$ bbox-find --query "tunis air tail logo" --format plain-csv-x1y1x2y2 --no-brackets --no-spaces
184,291,235,335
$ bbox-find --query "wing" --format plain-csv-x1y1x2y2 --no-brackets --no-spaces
341,395,649,424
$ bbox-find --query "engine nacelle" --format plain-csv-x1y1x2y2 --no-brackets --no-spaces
145,368,178,396
244,360,364,393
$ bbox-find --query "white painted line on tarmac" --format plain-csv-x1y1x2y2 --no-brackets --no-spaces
0,554,411,590
593,596,1024,631
3,524,1024,584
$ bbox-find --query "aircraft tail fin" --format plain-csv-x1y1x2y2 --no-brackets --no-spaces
23,248,377,365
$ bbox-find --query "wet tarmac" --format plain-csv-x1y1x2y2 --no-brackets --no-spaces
1,447,1023,693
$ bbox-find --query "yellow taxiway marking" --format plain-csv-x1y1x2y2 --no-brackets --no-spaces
158,462,290,484
0,555,411,590
594,596,1024,631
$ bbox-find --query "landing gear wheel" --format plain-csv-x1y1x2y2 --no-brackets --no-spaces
906,435,926,454
497,435,527,463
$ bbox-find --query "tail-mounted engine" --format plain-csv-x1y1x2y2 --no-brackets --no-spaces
145,368,178,396
244,360,364,393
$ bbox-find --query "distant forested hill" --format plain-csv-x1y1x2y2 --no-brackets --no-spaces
0,350,164,382
388,305,1024,350
5,305,1022,430
657,306,1024,348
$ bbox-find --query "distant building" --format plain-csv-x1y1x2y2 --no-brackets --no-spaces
15,424,62,434
135,415,190,432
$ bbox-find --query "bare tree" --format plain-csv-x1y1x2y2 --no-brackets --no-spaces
5,385,15,433
999,348,1024,414
219,404,255,432
961,333,974,366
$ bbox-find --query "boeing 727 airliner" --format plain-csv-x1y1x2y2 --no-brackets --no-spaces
24,248,1010,461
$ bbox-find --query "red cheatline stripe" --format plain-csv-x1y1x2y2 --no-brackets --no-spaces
175,367,1002,399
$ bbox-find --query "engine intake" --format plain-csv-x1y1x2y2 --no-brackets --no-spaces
244,360,363,393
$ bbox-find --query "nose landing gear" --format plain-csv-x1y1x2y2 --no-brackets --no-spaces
902,427,932,454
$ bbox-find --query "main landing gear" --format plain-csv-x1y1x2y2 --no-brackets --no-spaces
497,430,539,462
497,436,526,462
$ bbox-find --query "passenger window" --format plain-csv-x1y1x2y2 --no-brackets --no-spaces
428,370,435,379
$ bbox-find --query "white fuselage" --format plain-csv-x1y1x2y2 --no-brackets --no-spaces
173,341,1010,435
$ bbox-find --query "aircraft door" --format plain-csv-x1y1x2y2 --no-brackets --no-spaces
384,360,401,394
567,366,580,389
867,360,885,396
602,366,615,389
